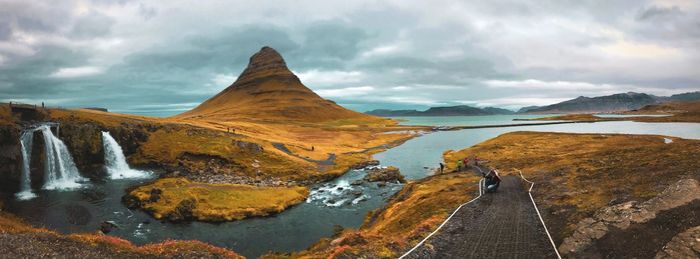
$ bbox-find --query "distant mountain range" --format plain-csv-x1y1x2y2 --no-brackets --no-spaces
366,91,700,117
521,91,700,114
366,105,515,117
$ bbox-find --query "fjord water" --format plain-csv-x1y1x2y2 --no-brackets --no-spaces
5,120,700,258
376,121,700,179
395,114,559,126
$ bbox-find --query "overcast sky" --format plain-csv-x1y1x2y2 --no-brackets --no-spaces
1,0,699,116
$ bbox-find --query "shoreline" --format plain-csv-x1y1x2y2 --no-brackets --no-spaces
436,120,596,130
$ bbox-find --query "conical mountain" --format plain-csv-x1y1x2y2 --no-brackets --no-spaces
177,47,379,123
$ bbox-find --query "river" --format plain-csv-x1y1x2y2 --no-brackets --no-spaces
4,116,700,258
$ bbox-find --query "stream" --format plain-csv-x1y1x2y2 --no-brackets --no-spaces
3,119,700,258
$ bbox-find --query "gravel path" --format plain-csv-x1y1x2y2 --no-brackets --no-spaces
406,175,557,258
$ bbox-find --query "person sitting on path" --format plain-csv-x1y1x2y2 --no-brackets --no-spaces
483,168,502,192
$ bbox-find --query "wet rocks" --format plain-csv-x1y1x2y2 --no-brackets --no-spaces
363,166,406,184
122,194,141,209
560,179,700,256
351,160,380,169
99,221,118,234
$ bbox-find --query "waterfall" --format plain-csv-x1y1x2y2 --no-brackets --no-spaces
39,125,87,190
16,130,37,200
101,131,151,179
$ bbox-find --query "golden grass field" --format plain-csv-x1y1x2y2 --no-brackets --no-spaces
127,178,309,222
444,131,700,243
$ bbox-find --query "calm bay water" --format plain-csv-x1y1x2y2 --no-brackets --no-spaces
394,114,558,126
5,119,700,258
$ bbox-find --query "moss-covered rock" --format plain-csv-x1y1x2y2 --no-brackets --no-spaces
124,178,309,222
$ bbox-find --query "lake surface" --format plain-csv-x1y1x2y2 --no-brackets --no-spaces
5,120,700,258
393,114,558,126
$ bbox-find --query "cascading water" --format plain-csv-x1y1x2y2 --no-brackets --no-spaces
101,131,150,179
16,130,37,200
39,125,87,190
15,124,87,199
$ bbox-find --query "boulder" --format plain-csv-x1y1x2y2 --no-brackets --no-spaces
233,140,264,153
351,160,380,169
100,221,118,234
363,166,406,183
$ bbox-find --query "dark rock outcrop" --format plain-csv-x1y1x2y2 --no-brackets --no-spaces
559,179,700,256
655,225,700,258
363,166,406,183
99,221,118,234
351,160,380,169
0,125,21,185
54,121,150,177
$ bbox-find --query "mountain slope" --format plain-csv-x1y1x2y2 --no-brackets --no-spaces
366,105,514,117
524,92,659,114
176,47,379,123
665,91,700,102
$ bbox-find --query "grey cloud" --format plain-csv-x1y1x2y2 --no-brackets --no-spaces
0,1,73,33
637,5,683,20
0,45,94,99
137,3,158,20
70,11,115,39
302,21,367,60
0,22,10,40
1,0,699,115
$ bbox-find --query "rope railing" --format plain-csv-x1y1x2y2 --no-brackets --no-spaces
515,169,562,259
398,166,562,259
398,177,484,258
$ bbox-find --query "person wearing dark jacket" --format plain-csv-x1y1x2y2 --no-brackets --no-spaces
483,168,502,192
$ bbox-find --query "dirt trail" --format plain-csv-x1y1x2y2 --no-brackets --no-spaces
405,175,557,258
